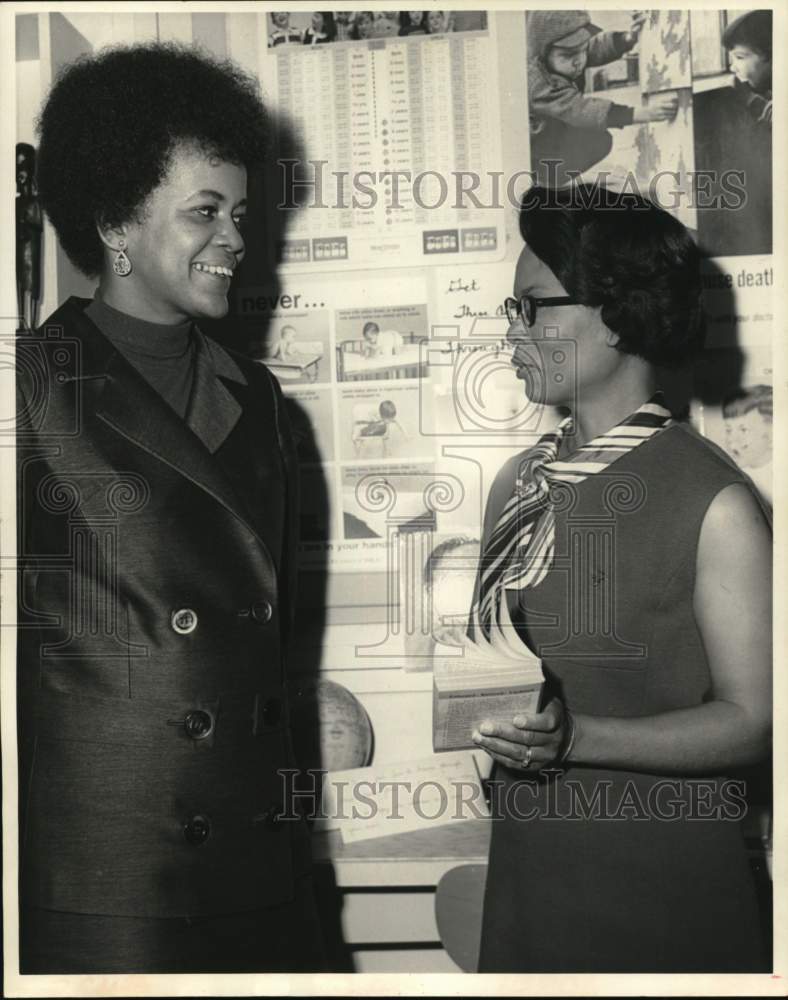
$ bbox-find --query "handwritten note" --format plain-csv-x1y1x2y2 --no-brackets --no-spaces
321,751,489,843
433,263,513,336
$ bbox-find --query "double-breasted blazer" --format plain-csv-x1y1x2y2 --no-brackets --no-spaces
16,297,311,918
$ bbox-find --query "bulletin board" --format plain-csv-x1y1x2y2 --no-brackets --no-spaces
19,7,774,765
234,8,775,584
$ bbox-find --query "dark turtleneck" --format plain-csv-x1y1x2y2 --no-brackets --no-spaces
85,297,196,419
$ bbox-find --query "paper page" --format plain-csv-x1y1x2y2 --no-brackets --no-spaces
321,750,489,843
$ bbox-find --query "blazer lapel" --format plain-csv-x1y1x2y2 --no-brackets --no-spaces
59,299,268,550
185,329,245,455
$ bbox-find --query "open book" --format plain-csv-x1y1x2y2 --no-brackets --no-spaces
432,628,545,752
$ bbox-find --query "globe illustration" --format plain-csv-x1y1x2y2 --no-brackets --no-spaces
290,679,373,772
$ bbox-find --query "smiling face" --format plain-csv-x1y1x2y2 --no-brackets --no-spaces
728,44,771,91
271,12,290,29
428,11,448,32
507,244,621,409
104,142,247,324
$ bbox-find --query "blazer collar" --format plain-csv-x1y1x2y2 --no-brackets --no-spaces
186,326,246,455
52,297,266,549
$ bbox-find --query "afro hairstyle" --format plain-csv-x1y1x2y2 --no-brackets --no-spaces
36,42,270,277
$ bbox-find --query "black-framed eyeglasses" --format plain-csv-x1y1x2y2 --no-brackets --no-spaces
504,295,578,328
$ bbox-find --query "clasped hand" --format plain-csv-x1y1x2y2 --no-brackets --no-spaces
472,696,567,772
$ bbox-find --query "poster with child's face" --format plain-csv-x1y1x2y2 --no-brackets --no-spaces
525,9,773,255
266,10,488,46
399,531,482,670
693,343,773,504
260,311,331,386
334,303,429,383
337,383,435,462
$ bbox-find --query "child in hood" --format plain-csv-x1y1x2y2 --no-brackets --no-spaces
527,10,677,185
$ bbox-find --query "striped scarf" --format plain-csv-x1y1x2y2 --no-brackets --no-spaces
471,395,673,641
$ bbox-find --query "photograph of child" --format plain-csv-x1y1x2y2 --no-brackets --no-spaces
721,385,773,504
259,317,329,385
351,400,408,458
334,11,355,41
267,12,303,46
399,11,427,36
401,533,481,668
725,10,772,119
335,304,429,382
267,10,487,46
350,11,376,40
361,321,403,359
693,9,772,256
271,324,299,360
693,344,773,507
426,10,453,34
303,12,337,44
371,11,399,37
527,9,677,186
426,535,481,647
339,384,433,462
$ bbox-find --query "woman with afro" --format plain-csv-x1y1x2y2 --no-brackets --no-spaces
16,43,324,973
468,184,771,971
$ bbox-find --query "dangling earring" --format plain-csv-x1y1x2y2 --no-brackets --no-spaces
113,239,132,277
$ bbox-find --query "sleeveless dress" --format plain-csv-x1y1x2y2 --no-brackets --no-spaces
478,422,769,972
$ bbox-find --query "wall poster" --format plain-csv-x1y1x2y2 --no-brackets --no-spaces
258,10,508,272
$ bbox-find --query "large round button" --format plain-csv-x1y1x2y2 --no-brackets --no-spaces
171,608,198,635
261,697,282,727
184,814,211,845
184,710,214,740
251,601,273,625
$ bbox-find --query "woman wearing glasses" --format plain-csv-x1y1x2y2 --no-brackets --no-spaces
471,184,771,972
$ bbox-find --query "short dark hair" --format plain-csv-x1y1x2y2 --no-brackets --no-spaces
518,184,705,368
36,42,270,277
378,400,397,419
722,10,772,60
